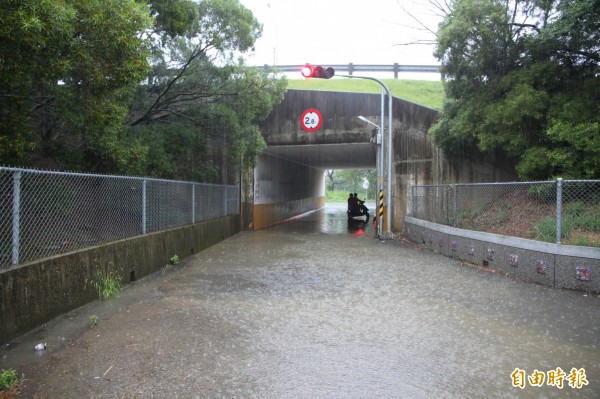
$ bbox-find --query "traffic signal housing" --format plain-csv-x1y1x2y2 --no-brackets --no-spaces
300,64,335,79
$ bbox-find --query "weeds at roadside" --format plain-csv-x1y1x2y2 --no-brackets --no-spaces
0,368,21,394
88,262,123,300
531,216,556,242
170,255,180,265
89,314,98,326
531,202,600,245
93,270,122,300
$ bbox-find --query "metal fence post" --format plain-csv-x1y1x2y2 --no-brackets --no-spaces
452,184,458,227
556,177,563,244
192,183,196,224
12,171,21,265
410,185,414,216
142,179,147,234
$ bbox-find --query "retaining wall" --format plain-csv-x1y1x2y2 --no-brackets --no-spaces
404,216,600,294
1,215,240,345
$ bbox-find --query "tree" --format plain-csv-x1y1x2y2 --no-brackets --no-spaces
0,0,154,171
430,0,600,179
129,0,286,180
131,0,265,128
325,170,339,191
0,0,287,179
150,0,199,38
326,169,377,199
0,0,74,163
517,0,600,178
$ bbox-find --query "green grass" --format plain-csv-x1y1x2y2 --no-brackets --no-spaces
326,190,375,203
531,216,557,242
0,368,19,390
93,268,123,300
326,190,351,203
531,203,600,246
286,79,444,110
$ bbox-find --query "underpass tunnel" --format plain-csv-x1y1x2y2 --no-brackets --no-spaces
249,89,516,232
251,89,381,230
253,142,377,230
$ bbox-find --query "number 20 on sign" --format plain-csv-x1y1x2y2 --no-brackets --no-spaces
300,108,323,132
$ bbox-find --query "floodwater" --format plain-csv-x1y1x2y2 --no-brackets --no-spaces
2,203,599,398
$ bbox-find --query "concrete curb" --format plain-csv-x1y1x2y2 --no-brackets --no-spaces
404,216,600,294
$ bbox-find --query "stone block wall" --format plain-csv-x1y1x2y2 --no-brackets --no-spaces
404,216,600,294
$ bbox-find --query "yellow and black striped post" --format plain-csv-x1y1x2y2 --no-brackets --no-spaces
378,189,384,234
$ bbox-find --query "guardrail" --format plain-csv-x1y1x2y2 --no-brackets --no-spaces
258,63,440,78
0,167,239,267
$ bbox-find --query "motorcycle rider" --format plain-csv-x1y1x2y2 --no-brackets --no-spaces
354,193,367,209
348,193,359,213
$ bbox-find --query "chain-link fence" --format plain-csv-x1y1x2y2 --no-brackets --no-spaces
0,167,240,267
410,179,600,247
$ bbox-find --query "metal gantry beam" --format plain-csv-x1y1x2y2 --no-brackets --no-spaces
258,63,440,77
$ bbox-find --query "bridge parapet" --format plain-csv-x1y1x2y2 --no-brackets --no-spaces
261,89,380,146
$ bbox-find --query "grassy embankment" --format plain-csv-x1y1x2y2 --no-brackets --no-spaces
286,78,444,110
325,190,352,203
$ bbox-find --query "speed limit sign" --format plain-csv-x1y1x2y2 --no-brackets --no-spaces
300,108,323,132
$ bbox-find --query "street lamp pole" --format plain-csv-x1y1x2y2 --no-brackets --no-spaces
341,74,393,237
358,115,383,237
357,115,379,129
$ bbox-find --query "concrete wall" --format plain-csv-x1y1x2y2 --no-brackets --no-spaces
1,215,240,345
391,97,517,232
253,151,325,230
251,89,383,230
404,216,600,294
261,90,378,146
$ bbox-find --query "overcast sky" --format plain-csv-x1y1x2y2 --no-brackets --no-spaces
239,0,443,70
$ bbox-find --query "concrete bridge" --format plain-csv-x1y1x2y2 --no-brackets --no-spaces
248,89,516,231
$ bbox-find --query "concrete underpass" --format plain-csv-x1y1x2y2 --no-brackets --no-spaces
250,89,516,231
252,90,378,230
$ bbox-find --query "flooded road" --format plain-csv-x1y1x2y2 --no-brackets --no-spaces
2,204,599,398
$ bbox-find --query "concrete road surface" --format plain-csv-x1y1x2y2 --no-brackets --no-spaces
2,205,599,398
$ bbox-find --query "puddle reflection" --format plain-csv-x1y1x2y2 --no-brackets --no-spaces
269,203,377,236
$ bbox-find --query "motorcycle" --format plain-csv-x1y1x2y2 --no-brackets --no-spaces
347,200,369,220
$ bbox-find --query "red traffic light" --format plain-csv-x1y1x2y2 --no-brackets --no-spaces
322,67,335,79
300,64,313,78
300,64,335,79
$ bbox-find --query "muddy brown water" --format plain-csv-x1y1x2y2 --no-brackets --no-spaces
2,204,599,398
